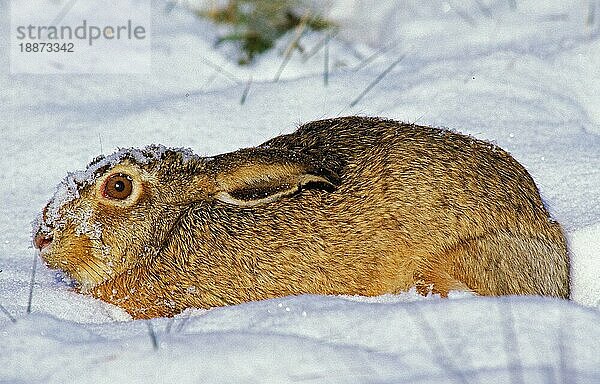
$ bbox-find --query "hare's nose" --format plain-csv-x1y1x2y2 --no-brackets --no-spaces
34,232,53,251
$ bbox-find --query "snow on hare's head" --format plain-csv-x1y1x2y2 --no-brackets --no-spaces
33,117,569,319
33,145,203,292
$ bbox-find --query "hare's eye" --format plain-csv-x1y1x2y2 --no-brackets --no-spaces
104,173,133,200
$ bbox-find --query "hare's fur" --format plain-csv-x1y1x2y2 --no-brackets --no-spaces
37,117,570,319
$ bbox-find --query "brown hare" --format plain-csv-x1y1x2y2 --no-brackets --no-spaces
33,116,570,319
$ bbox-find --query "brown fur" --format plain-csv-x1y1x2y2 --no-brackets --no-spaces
35,116,570,319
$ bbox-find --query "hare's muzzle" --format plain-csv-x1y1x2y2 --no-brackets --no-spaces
34,232,53,251
34,203,54,252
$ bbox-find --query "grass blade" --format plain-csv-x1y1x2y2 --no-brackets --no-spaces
240,76,253,105
273,11,311,82
588,0,596,26
27,252,38,314
146,320,159,351
349,53,406,108
0,303,17,323
199,56,241,85
323,34,330,86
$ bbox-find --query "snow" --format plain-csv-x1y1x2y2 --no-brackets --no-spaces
2,295,600,383
1,0,599,382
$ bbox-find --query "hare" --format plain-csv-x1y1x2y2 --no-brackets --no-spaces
33,116,570,319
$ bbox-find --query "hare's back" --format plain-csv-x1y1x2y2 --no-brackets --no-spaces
272,117,552,236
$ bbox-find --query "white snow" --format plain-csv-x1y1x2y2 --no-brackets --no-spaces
1,0,599,383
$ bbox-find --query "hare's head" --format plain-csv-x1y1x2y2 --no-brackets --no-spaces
32,146,206,291
33,144,339,293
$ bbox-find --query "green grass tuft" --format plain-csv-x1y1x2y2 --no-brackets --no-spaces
198,0,335,65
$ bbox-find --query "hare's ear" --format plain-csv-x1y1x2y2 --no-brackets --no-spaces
211,148,340,207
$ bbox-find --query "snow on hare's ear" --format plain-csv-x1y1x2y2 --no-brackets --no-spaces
209,148,340,207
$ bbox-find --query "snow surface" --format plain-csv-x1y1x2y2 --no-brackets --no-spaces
1,0,599,382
